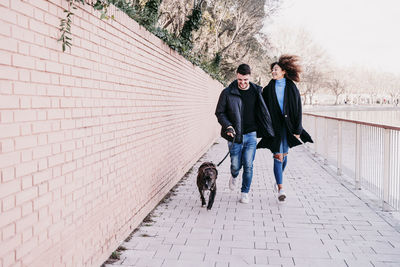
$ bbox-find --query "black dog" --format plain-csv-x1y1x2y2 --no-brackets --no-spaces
197,162,218,210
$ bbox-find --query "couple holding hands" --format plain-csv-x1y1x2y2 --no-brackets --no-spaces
215,55,313,204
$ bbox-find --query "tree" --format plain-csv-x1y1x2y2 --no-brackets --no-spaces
159,0,282,83
326,78,346,105
381,72,400,105
159,0,193,36
60,0,283,84
266,26,332,104
301,64,328,105
195,0,280,82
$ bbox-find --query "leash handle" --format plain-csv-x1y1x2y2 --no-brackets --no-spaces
217,134,236,167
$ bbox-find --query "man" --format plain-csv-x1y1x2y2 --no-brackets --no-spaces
215,64,274,203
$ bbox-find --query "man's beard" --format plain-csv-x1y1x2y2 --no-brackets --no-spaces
239,83,249,90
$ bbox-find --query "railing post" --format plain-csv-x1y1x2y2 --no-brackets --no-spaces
382,128,391,211
355,124,362,190
324,118,328,165
337,120,342,176
314,116,318,157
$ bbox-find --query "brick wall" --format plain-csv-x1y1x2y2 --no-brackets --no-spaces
0,0,222,266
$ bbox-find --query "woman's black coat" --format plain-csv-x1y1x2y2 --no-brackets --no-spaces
215,80,274,144
257,79,313,152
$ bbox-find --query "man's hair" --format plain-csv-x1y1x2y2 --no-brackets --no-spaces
236,64,251,75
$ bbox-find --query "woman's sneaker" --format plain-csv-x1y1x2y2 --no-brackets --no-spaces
278,189,286,201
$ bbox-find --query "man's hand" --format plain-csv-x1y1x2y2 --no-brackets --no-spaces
226,126,236,137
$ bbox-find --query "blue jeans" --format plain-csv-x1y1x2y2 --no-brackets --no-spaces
228,131,257,193
273,127,289,185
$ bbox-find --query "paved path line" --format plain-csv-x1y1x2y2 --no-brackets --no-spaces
104,138,400,267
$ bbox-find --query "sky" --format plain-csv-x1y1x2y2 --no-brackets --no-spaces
263,0,400,74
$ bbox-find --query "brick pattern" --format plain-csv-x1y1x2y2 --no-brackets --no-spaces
0,1,222,266
107,140,400,267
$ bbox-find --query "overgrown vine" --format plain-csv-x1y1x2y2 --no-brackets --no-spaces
58,0,223,83
180,3,203,48
58,0,77,52
139,0,161,28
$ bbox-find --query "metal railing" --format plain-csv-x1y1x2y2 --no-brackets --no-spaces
303,113,400,211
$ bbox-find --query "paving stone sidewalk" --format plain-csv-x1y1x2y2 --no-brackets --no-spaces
104,138,400,267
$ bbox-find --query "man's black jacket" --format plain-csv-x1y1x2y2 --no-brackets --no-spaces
215,80,274,143
257,79,313,152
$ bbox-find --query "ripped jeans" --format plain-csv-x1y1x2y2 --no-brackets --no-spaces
273,128,289,185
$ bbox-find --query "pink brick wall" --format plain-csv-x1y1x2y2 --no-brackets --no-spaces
0,0,222,266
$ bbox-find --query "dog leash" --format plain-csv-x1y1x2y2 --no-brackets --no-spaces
217,134,236,167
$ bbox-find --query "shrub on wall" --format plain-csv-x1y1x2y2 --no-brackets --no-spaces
59,0,224,84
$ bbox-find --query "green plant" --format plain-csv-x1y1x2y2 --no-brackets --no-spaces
110,251,121,259
59,0,112,51
58,0,79,52
139,0,161,28
180,5,202,47
58,0,225,83
93,0,112,20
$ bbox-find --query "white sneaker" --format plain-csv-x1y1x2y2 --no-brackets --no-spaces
229,176,237,191
240,193,249,204
278,189,286,202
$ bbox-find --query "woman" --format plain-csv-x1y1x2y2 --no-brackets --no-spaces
257,55,313,201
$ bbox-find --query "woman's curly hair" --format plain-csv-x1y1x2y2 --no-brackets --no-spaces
271,54,302,82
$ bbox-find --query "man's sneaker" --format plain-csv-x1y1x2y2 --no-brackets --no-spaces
240,192,249,204
278,189,286,202
229,176,237,191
